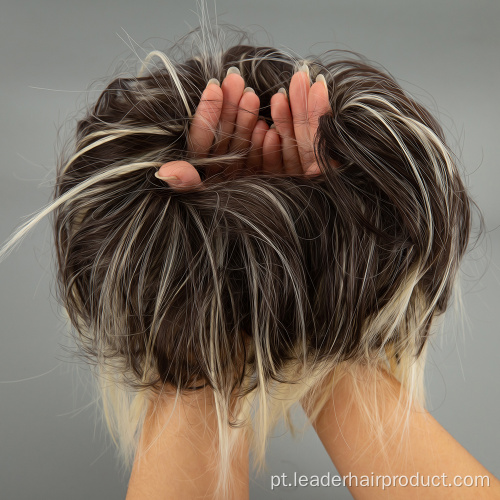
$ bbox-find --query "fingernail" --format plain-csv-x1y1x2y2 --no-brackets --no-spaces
155,172,182,184
298,63,310,78
207,78,220,87
243,87,255,93
277,87,287,98
226,66,241,76
270,123,276,129
315,74,328,91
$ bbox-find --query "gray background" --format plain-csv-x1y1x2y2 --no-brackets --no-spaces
1,0,498,498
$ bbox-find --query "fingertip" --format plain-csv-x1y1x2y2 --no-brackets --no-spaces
157,160,193,175
305,163,321,176
239,88,260,109
309,80,329,101
155,171,179,182
290,68,311,89
202,81,223,104
265,126,280,140
249,120,269,156
247,119,269,173
221,71,245,90
288,71,311,125
270,91,289,111
226,66,241,77
308,80,332,133
315,74,328,92
196,83,223,127
251,119,270,138
156,161,202,189
189,84,223,156
271,89,287,101
207,78,220,87
263,127,281,153
278,87,288,98
262,128,283,173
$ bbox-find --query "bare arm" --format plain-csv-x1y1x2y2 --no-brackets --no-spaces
304,367,500,499
125,387,249,500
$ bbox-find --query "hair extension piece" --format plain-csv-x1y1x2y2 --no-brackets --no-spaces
0,23,476,498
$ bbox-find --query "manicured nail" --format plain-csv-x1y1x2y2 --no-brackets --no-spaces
243,87,255,93
315,74,328,91
207,78,220,87
226,66,241,76
298,63,310,78
277,87,287,98
155,172,182,184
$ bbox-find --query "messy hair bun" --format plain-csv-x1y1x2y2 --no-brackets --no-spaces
0,25,473,498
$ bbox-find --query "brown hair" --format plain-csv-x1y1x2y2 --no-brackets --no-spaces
0,25,476,498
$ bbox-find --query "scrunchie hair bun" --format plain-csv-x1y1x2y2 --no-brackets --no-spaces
0,24,477,498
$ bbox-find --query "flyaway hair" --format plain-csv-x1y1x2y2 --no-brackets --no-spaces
0,23,476,498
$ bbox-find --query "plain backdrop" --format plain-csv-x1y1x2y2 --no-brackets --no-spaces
0,1,499,499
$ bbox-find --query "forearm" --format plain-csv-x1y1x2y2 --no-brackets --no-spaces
126,388,249,500
304,368,500,499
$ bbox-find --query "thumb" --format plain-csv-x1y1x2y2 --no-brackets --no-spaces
155,160,203,190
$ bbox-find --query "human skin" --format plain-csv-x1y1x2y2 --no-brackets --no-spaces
129,67,500,499
305,367,500,499
154,63,333,188
126,386,249,500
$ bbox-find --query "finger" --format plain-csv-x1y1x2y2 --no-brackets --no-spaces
307,75,340,174
247,120,269,173
308,75,331,145
304,161,320,176
187,79,223,157
212,67,245,156
226,87,260,176
270,89,302,175
262,128,283,174
304,75,332,177
155,160,202,190
229,88,260,152
289,65,315,171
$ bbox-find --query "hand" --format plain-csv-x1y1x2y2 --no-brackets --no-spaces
155,66,273,189
155,64,338,189
270,64,339,175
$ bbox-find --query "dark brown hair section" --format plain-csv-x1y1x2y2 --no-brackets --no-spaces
53,42,473,399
